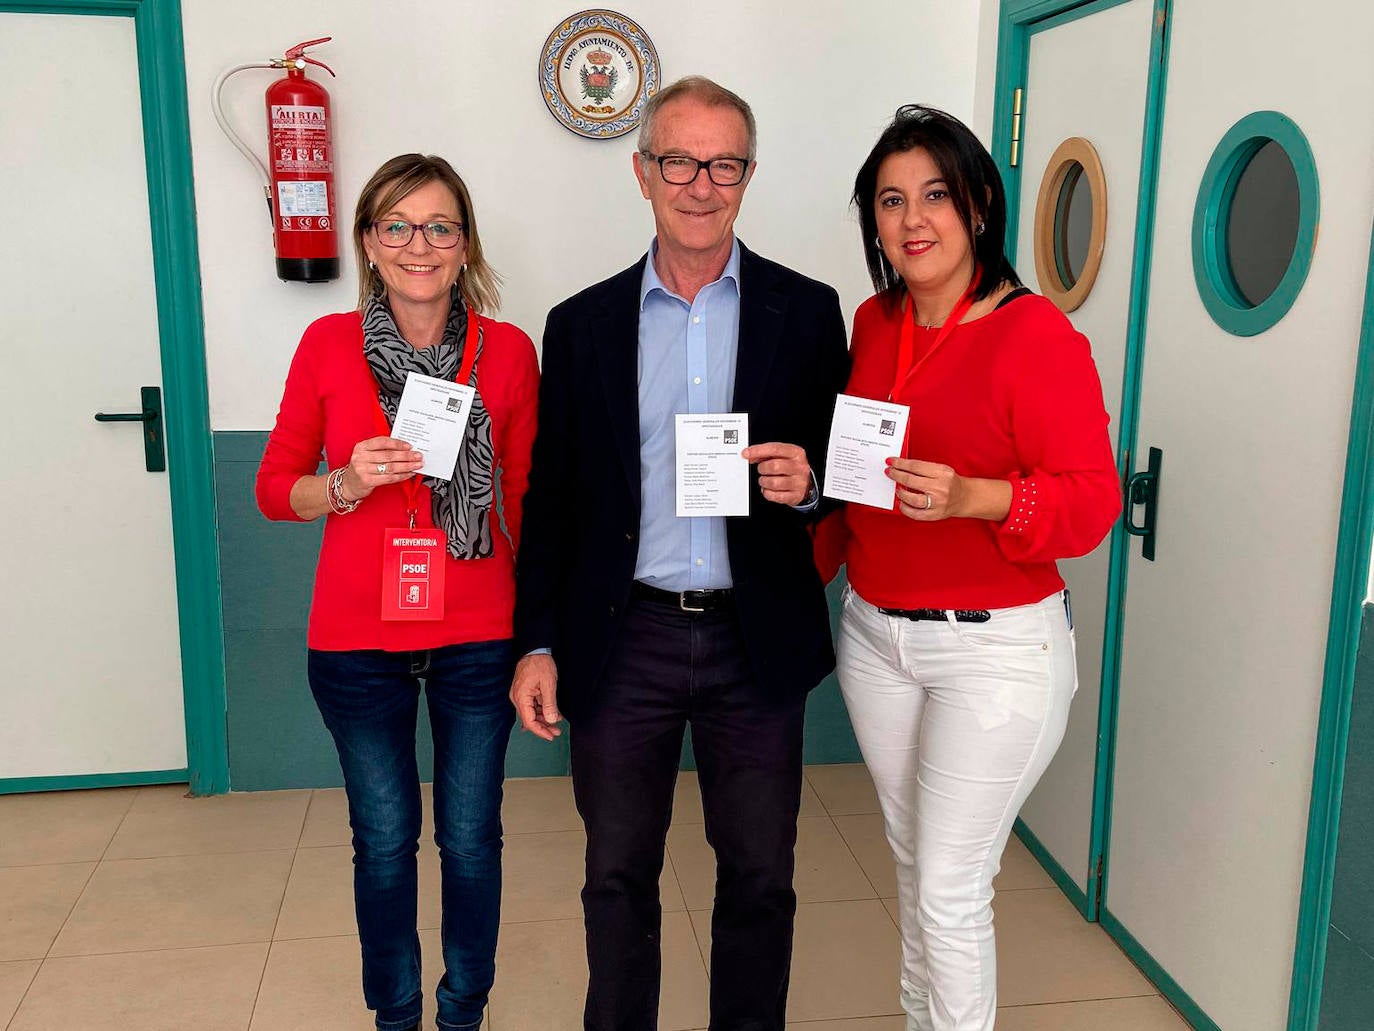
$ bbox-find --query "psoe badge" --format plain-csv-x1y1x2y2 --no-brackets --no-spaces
539,9,660,140
381,528,447,621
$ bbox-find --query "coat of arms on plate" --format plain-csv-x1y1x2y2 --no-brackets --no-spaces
539,10,660,140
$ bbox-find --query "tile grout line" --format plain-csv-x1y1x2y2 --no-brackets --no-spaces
660,835,687,915
664,847,710,980
0,858,112,873
37,785,144,964
246,788,315,1029
801,768,829,818
0,857,133,872
9,787,145,1026
996,992,1164,1010
149,842,306,859
2,960,42,1031
501,826,588,840
828,811,888,908
269,790,314,939
61,844,310,862
8,939,276,963
803,770,898,915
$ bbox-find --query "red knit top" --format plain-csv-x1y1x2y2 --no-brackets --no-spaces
841,291,1121,610
255,311,539,651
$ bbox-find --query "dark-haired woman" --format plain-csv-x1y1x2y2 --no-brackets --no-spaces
834,107,1120,1030
256,154,538,1031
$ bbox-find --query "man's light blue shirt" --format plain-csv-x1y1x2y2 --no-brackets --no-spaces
633,237,741,591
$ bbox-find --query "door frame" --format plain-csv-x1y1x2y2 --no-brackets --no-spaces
1287,213,1374,1030
0,0,228,796
991,0,1170,922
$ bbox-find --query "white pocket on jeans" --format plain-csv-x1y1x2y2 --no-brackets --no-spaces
951,615,1051,653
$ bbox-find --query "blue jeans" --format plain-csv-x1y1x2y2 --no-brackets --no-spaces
308,640,516,1031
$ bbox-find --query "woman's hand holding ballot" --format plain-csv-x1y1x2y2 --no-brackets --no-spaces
341,435,424,500
885,456,1012,522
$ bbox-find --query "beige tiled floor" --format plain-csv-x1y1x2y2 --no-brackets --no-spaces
0,764,1189,1030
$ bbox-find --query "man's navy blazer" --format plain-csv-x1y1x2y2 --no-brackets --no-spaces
514,242,851,718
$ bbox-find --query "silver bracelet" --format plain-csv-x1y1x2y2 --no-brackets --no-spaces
326,467,361,515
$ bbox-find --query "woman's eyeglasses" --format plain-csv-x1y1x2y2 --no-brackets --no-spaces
371,220,465,248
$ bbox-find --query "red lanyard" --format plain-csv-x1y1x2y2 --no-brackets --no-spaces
889,270,981,402
363,313,480,525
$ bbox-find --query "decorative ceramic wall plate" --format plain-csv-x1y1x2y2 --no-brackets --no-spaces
539,10,660,140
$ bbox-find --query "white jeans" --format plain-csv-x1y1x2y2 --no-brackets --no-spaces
836,586,1077,1031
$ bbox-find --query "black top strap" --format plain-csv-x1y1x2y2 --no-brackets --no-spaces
995,286,1034,310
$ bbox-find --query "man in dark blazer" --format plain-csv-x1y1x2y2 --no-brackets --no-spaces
512,75,849,1031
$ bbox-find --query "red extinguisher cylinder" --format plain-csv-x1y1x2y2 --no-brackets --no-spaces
266,64,339,283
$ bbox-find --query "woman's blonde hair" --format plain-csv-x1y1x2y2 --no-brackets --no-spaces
352,153,502,313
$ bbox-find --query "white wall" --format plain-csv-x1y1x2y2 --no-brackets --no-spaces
181,1,985,429
972,0,1001,144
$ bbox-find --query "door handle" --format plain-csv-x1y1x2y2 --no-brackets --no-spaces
1124,446,1161,561
94,386,166,473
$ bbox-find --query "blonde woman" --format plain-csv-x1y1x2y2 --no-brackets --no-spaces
257,153,538,1031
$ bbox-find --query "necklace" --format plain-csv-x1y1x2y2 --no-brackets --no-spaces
916,304,956,330
914,292,971,329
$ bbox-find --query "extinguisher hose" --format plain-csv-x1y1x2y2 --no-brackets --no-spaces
211,63,277,220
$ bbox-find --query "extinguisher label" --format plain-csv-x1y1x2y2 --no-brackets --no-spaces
270,104,325,129
278,181,330,220
270,105,331,175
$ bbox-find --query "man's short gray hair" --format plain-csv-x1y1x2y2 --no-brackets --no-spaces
636,75,757,161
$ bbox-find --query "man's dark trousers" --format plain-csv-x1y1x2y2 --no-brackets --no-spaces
570,594,805,1031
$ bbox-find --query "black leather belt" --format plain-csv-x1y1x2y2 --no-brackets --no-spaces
631,581,734,613
879,607,991,623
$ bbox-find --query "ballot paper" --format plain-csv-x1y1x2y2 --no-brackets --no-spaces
823,394,910,508
675,413,750,517
392,372,477,481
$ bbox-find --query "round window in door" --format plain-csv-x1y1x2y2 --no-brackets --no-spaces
1192,111,1319,337
1032,136,1108,313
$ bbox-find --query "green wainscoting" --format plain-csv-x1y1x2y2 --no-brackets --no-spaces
213,431,860,790
1319,604,1374,1029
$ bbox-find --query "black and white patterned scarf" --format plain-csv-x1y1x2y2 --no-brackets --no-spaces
362,290,494,560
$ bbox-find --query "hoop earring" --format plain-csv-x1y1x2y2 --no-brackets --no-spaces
975,221,986,237
874,235,883,251
460,263,468,275
368,261,377,271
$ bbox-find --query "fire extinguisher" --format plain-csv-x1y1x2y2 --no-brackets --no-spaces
212,37,339,283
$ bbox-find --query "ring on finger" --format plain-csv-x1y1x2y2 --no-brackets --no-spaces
377,463,387,475
923,493,932,510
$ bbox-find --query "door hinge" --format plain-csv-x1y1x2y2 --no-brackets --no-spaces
1010,88,1024,167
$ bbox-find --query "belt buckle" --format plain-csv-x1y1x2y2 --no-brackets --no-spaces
679,591,706,613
